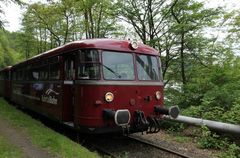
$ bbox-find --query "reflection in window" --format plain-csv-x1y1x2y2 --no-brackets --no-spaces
39,66,48,80
102,51,134,80
79,50,99,62
32,71,39,80
78,63,99,79
78,50,100,80
136,55,160,81
65,59,75,80
49,63,60,80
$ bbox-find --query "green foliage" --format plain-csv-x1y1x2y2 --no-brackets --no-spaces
167,51,240,124
197,126,240,158
0,30,21,68
219,144,240,158
222,97,240,124
160,120,186,132
197,126,228,149
21,0,122,54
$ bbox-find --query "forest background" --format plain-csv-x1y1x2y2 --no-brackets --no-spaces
0,0,240,155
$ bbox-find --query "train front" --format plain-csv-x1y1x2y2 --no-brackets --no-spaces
74,40,179,134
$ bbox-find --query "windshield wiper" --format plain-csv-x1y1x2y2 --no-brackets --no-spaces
101,64,121,78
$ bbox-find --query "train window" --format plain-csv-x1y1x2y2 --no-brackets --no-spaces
78,63,99,79
21,68,28,80
3,72,7,80
79,50,99,62
136,55,160,81
49,63,60,80
31,69,39,80
102,51,135,80
78,50,100,80
39,66,49,80
12,71,16,80
157,57,163,80
17,70,24,80
65,58,75,80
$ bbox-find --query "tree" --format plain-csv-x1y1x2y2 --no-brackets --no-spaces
0,30,19,68
169,0,221,85
21,0,123,57
0,0,24,29
118,0,221,86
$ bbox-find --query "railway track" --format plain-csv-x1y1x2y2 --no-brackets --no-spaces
127,135,192,158
14,108,195,158
85,134,193,158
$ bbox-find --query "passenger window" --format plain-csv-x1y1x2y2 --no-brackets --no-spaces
17,70,24,80
65,59,75,80
12,71,16,80
31,69,39,80
78,63,99,79
78,50,100,80
49,63,60,80
39,66,49,80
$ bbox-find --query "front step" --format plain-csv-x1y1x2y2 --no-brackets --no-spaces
63,121,74,127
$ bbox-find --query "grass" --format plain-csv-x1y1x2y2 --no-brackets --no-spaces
0,98,99,158
173,135,191,143
0,135,23,158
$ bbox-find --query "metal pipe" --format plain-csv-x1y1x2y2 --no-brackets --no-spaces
163,115,240,135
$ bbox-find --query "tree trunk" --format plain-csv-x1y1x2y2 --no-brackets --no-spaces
84,9,89,39
89,8,94,38
180,32,186,85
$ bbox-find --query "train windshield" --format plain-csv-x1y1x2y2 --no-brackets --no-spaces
102,51,135,80
136,55,161,81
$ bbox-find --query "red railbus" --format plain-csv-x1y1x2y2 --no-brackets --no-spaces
1,39,179,134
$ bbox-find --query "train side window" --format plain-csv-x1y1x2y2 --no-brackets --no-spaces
4,71,7,80
31,69,39,80
17,70,24,80
39,65,49,80
12,71,16,80
49,63,60,80
78,50,100,80
65,59,75,80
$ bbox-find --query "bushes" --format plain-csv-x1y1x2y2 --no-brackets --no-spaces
219,144,240,158
197,126,228,149
222,98,240,124
166,56,240,124
197,126,240,158
164,55,240,156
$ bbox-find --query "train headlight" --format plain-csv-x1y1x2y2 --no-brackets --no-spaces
130,40,138,50
155,91,161,100
105,92,114,102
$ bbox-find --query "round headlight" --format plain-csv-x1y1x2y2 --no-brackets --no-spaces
130,40,138,50
105,92,114,102
155,91,161,100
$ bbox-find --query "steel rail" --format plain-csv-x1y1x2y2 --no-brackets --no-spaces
89,143,117,158
128,135,192,158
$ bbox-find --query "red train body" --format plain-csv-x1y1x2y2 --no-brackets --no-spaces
0,39,178,134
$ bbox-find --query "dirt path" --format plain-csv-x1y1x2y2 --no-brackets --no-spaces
0,117,56,158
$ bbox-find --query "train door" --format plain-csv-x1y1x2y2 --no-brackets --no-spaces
62,54,75,123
